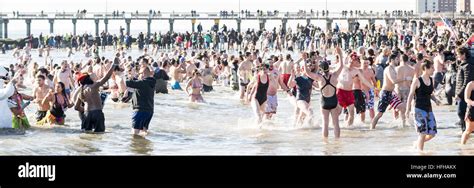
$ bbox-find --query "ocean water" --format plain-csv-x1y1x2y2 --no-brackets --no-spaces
0,48,472,155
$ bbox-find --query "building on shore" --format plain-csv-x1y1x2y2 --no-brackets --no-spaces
457,0,471,12
417,0,457,13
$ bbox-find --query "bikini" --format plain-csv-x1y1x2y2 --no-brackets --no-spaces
255,74,269,105
50,94,67,122
192,79,203,89
320,74,338,110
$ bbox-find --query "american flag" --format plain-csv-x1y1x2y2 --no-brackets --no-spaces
439,16,459,40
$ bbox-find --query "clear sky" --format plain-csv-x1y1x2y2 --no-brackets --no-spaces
0,0,415,12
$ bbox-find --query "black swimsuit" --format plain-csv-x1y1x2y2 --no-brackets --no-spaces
255,74,269,105
468,90,474,121
50,94,67,118
320,75,338,110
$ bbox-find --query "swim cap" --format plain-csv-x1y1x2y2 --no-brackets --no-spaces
76,72,89,83
319,61,330,72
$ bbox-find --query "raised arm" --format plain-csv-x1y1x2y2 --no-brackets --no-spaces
95,61,118,87
332,47,345,77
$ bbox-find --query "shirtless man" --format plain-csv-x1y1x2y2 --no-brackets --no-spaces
278,54,294,89
75,58,118,132
238,52,254,100
395,54,415,105
413,53,424,78
169,60,186,90
32,75,51,123
265,60,290,119
433,46,446,90
336,52,374,126
201,62,214,92
54,61,75,96
371,53,409,129
361,57,377,121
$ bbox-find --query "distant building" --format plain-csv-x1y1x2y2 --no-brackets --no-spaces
439,0,457,12
457,0,471,12
417,0,439,13
416,0,457,13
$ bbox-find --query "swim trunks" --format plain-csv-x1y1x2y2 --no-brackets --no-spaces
377,90,402,113
336,88,355,108
203,84,213,92
132,111,153,130
265,95,278,114
353,89,366,114
414,108,437,135
81,110,105,132
36,110,47,122
366,89,375,110
171,81,182,90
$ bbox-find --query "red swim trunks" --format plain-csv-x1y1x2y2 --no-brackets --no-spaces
336,88,355,108
281,74,291,87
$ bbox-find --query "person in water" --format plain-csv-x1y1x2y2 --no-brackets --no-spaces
248,64,270,124
8,87,33,129
75,57,118,132
185,69,204,103
302,46,345,138
126,65,156,136
406,60,440,151
32,75,51,124
153,61,170,94
38,82,74,125
461,80,474,144
288,62,314,126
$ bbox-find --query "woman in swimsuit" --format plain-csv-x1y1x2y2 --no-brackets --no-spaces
288,62,314,126
303,52,345,137
39,82,74,125
248,64,270,124
462,80,474,144
186,69,204,103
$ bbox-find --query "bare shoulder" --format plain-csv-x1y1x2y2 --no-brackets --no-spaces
468,81,474,88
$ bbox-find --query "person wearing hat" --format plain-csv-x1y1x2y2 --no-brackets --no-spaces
75,57,119,132
301,47,345,138
264,59,289,120
336,51,374,127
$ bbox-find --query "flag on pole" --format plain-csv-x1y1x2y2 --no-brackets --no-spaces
467,34,474,47
439,16,458,40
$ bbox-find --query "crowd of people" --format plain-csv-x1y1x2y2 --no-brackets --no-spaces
1,16,474,152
